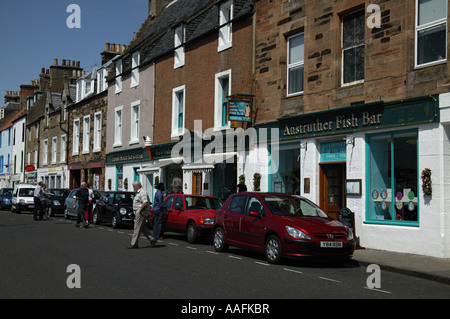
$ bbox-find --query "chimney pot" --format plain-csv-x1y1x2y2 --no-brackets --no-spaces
77,61,80,67
67,59,71,66
105,43,110,51
46,69,49,74
62,59,66,66
116,44,121,52
54,59,58,66
41,68,45,74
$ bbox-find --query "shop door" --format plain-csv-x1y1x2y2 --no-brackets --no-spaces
192,173,202,195
319,163,346,220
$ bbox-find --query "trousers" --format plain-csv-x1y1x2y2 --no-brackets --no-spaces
131,210,154,246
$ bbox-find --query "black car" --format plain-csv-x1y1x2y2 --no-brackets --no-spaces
45,188,70,216
93,191,135,228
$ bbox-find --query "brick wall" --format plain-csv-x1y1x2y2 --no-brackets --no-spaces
254,0,450,124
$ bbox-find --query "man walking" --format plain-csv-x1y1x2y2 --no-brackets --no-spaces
33,182,44,221
128,181,157,249
73,182,89,228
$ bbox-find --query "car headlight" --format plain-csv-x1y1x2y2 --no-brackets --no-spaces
119,208,127,215
286,226,311,240
53,200,61,206
201,217,214,225
346,227,354,241
4,198,10,203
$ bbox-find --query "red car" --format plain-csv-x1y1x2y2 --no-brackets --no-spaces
213,192,355,264
151,194,223,243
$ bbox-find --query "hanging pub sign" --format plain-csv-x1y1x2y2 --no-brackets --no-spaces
228,94,254,122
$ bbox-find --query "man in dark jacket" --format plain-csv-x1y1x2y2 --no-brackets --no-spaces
73,182,89,228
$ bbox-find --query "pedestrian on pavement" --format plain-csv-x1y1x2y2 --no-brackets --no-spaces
73,182,89,228
33,182,44,221
128,181,157,249
237,183,247,192
85,183,94,225
152,182,165,241
42,184,54,220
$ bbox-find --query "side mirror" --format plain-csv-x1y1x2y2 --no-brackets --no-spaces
249,211,260,218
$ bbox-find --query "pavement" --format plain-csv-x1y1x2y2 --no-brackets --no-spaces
353,247,450,285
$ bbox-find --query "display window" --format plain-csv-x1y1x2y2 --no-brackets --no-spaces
366,130,419,226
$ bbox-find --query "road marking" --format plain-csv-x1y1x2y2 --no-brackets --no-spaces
319,276,341,283
364,287,392,294
99,227,104,230
255,261,270,266
108,229,113,232
206,251,219,255
168,242,178,246
228,255,242,260
118,231,124,234
186,246,197,250
284,268,303,274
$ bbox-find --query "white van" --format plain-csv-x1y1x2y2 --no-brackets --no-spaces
11,184,37,214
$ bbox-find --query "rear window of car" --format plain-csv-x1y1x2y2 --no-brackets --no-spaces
228,195,247,214
185,196,223,210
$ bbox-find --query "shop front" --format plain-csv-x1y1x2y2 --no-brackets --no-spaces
254,94,450,258
138,141,237,202
105,147,151,192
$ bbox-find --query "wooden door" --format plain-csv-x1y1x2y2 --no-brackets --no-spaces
319,163,346,220
192,173,202,195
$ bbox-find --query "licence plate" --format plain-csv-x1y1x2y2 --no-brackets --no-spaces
320,241,343,248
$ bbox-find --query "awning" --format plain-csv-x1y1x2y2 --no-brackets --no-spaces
182,152,237,173
137,157,182,174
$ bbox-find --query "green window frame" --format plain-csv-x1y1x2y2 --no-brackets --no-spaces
365,129,419,227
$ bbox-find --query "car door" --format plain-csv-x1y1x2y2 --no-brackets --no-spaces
223,195,247,244
163,195,176,230
168,195,186,231
240,196,268,249
96,193,109,222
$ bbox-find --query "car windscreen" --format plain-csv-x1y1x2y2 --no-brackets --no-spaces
185,196,222,210
2,189,13,196
114,193,134,204
50,189,69,197
19,188,35,197
262,195,328,218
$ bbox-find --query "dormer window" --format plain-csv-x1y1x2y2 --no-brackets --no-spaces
174,24,185,69
218,0,233,52
131,52,140,88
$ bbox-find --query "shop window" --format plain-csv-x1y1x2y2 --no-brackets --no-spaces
270,146,300,195
366,130,419,225
342,9,365,85
415,0,447,67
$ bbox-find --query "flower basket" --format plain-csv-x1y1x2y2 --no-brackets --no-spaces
253,173,261,191
421,168,432,196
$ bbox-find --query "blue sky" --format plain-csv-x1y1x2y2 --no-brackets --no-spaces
0,0,149,101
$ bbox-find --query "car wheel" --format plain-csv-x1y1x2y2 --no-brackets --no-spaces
64,207,70,219
112,213,120,229
93,208,100,225
213,227,228,252
265,235,283,264
186,222,197,244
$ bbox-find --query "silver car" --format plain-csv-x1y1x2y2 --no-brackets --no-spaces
64,189,103,219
